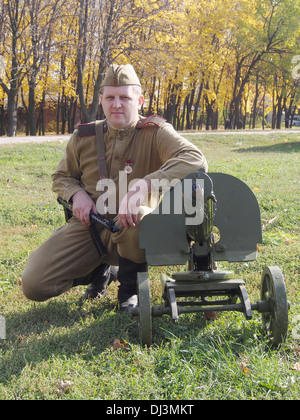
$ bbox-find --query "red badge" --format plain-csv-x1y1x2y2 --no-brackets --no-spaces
124,159,134,174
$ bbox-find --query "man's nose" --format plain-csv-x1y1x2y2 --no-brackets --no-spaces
112,97,121,108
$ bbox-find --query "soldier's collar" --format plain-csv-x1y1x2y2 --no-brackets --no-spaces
107,118,140,138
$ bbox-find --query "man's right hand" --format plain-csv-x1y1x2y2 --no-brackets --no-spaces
118,178,151,229
72,190,97,228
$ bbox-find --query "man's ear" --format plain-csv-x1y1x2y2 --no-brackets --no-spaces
138,95,144,110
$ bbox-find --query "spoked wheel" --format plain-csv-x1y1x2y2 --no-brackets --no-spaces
137,272,152,346
261,266,289,346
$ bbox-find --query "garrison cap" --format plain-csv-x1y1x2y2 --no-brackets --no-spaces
101,64,141,88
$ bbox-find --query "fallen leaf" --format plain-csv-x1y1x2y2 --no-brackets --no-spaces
239,355,251,374
109,338,129,351
205,311,220,321
292,362,300,372
283,236,293,245
54,380,74,395
262,215,279,230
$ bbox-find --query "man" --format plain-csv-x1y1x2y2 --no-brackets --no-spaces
22,64,208,311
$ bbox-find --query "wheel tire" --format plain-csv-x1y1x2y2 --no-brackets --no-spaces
261,266,289,345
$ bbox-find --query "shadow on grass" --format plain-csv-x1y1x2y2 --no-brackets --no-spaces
0,293,139,383
234,141,300,154
0,289,266,386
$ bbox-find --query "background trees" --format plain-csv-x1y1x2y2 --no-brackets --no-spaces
0,0,299,136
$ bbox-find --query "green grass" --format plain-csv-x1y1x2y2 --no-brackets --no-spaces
0,133,299,400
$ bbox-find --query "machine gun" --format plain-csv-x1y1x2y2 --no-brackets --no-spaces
131,171,289,347
57,196,119,257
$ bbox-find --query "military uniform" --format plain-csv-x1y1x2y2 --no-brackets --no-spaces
21,64,208,304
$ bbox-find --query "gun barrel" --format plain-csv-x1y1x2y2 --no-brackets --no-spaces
57,196,119,233
57,196,73,212
90,212,119,233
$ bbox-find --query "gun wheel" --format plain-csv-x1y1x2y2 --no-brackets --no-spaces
137,272,152,347
261,266,289,346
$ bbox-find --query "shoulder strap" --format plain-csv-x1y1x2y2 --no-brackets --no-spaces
95,120,107,181
77,122,96,136
136,115,166,129
77,120,107,180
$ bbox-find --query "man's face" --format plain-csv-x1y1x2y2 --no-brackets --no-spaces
100,85,144,129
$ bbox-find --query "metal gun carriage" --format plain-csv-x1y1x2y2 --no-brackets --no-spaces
58,170,290,347
131,171,289,347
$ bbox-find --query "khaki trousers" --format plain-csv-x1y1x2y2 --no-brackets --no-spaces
21,217,146,302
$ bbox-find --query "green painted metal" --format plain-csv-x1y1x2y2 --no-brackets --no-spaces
139,171,262,265
134,171,289,347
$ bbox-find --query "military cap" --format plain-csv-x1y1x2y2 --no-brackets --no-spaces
101,64,141,88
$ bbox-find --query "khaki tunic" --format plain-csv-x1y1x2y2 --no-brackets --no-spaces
22,117,208,301
52,118,207,207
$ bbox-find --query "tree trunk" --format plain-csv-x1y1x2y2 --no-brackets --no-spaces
28,83,37,136
7,88,17,137
0,105,5,135
76,0,114,122
252,75,259,129
193,82,203,130
147,76,156,116
276,94,283,129
262,90,266,130
56,94,61,134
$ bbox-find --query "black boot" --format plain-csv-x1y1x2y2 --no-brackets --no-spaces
73,264,118,300
118,256,148,312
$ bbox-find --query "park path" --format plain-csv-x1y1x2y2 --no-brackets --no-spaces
0,134,69,145
0,129,299,145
